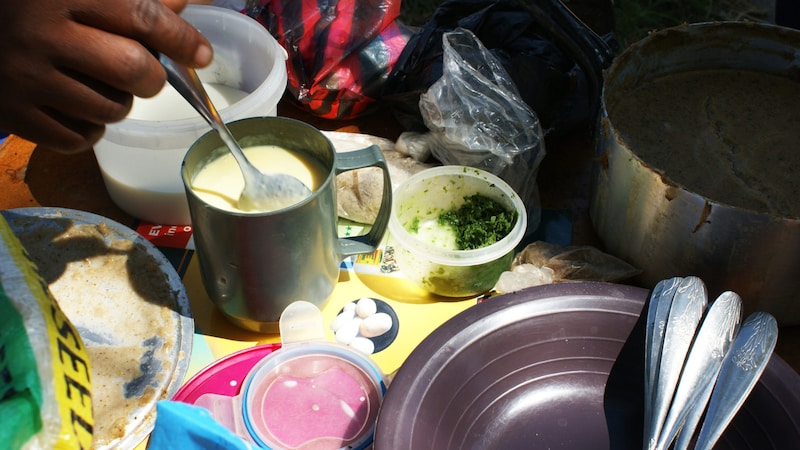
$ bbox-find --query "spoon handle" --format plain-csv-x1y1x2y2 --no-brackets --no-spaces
672,374,715,450
643,277,683,447
655,291,742,450
158,53,223,127
158,54,255,178
693,312,778,450
647,276,708,450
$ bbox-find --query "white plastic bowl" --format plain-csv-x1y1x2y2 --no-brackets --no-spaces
93,5,287,225
388,166,527,297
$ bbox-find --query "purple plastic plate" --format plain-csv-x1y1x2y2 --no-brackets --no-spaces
374,282,800,449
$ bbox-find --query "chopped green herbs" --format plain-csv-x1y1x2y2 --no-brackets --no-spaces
409,216,420,233
437,195,517,250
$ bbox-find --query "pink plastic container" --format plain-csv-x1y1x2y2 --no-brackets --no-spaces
176,302,386,449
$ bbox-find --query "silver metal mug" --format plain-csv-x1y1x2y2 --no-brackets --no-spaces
181,117,392,332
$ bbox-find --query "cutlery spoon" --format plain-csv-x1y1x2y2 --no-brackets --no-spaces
693,311,778,450
645,276,708,450
655,291,742,450
158,53,311,212
643,277,683,447
672,370,716,450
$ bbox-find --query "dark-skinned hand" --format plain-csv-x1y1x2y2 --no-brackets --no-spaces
0,0,213,153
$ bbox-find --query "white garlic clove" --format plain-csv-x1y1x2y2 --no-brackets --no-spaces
355,297,378,318
330,309,356,332
349,336,376,355
334,317,362,344
359,312,393,338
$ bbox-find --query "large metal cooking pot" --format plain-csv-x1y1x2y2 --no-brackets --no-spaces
590,22,800,325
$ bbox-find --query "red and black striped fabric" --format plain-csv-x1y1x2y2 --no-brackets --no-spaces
255,0,412,119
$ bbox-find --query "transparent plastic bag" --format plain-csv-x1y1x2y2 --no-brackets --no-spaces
382,0,616,136
494,240,642,293
418,28,546,229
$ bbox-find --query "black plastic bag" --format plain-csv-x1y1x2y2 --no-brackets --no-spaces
382,0,615,135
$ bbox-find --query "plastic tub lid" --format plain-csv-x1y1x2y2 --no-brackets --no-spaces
173,343,282,404
241,342,386,450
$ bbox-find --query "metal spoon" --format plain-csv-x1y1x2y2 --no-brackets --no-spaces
671,294,741,450
645,276,708,450
158,54,311,211
643,277,683,447
672,368,717,450
655,291,742,450
692,311,778,450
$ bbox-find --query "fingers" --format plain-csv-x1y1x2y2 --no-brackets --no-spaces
50,67,135,124
71,0,213,68
38,110,107,154
55,22,167,98
0,71,112,153
0,104,106,154
17,47,134,130
56,0,214,98
0,41,122,153
0,0,214,152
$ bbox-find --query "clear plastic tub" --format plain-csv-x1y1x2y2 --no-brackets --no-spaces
388,166,527,297
93,5,287,225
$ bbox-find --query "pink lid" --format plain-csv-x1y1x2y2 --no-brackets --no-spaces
172,343,282,404
242,342,386,450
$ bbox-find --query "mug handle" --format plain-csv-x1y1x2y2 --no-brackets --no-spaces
334,144,392,258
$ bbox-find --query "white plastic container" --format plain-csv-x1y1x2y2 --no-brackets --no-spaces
388,166,527,297
93,5,288,225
